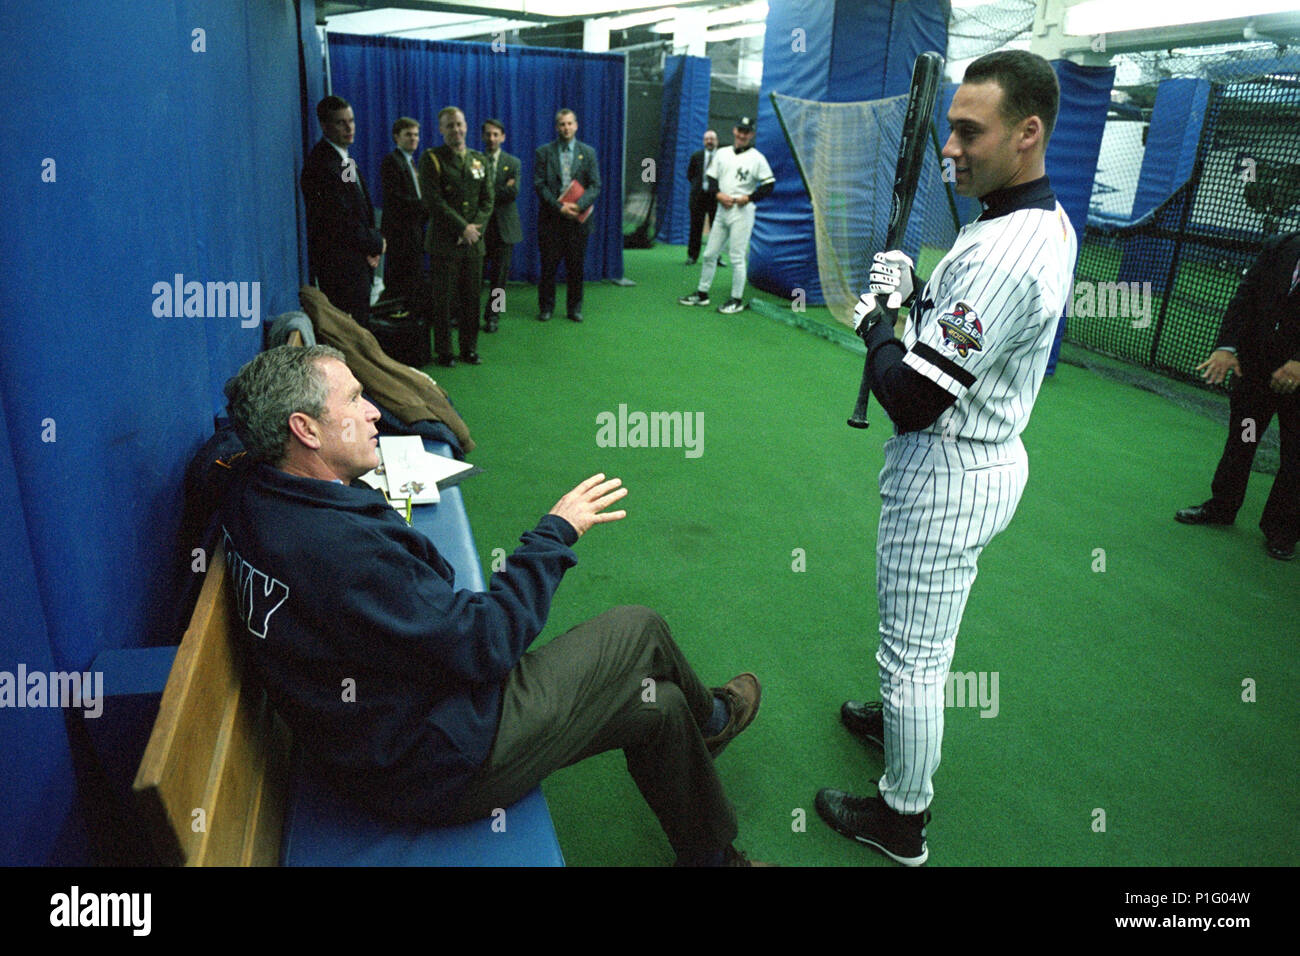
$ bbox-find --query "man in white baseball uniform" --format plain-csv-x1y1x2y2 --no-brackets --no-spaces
816,50,1078,865
678,117,775,315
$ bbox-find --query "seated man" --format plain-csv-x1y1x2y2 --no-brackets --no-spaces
220,345,765,866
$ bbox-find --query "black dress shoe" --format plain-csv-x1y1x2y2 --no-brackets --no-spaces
538,310,552,322
1266,540,1296,561
434,354,456,368
1174,504,1233,526
459,352,482,366
567,311,583,322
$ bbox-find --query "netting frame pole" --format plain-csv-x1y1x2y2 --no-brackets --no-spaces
768,91,814,200
1149,83,1218,369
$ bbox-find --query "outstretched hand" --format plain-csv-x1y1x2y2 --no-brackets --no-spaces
549,474,628,538
1196,349,1239,385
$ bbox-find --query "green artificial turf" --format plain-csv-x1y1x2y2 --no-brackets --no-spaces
428,243,1299,866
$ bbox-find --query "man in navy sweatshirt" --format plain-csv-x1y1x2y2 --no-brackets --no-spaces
220,345,765,865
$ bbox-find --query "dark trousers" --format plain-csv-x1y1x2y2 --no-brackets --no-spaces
430,253,482,359
482,239,514,323
1206,377,1299,546
538,217,588,316
448,606,739,856
688,193,716,261
317,269,371,328
383,244,427,307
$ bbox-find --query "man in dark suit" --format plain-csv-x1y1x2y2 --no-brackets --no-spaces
379,117,428,307
1176,230,1300,560
685,129,718,266
534,108,600,322
301,95,385,326
420,106,492,367
481,118,522,333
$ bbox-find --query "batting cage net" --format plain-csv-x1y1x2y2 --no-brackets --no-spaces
770,91,961,327
1073,47,1300,383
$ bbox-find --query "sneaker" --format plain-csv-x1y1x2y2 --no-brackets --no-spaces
717,298,745,314
840,700,883,748
678,291,710,306
702,673,761,758
815,789,930,866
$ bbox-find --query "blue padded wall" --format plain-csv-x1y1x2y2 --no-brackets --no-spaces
326,33,626,283
750,0,948,302
655,55,712,246
1131,79,1210,223
0,0,311,864
1045,60,1115,373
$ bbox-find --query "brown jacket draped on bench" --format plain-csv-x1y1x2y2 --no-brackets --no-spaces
299,285,475,454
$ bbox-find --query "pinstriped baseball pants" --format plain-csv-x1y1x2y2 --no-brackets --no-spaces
874,431,1028,814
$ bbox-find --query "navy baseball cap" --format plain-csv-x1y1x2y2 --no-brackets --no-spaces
735,116,755,132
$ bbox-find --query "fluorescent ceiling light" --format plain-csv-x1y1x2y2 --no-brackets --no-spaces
706,2,769,26
706,21,766,42
1065,0,1300,35
605,7,680,30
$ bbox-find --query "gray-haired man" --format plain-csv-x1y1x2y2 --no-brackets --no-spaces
219,345,767,865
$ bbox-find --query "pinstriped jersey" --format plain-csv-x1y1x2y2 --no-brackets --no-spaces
902,180,1077,444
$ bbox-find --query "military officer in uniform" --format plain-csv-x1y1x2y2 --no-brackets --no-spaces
419,106,493,366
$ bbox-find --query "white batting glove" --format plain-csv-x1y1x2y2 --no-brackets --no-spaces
869,251,917,309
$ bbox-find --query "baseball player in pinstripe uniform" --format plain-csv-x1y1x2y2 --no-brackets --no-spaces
816,50,1078,865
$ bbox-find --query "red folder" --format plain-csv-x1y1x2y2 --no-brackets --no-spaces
559,179,593,223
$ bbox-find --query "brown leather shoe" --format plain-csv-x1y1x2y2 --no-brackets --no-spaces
723,844,776,867
703,673,761,758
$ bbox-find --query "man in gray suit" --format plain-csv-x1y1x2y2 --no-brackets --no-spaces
534,108,600,322
481,118,522,334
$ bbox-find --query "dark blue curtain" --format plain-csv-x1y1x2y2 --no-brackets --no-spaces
0,0,310,864
655,55,711,246
326,33,625,282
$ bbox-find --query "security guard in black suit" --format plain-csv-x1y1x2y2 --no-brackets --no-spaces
685,130,718,265
419,106,493,366
1176,230,1300,560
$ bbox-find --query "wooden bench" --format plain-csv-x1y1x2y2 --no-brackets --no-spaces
132,547,289,865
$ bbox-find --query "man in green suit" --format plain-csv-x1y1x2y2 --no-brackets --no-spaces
480,119,522,334
419,106,493,366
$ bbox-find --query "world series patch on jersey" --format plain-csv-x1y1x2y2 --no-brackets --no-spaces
902,202,1077,444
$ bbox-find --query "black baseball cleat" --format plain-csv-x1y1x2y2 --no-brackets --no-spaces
815,789,930,866
1175,504,1233,526
678,291,710,306
841,700,884,748
434,354,456,368
1266,539,1296,561
459,352,482,366
537,310,552,322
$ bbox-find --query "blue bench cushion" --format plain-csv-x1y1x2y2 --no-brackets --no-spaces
281,776,563,866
